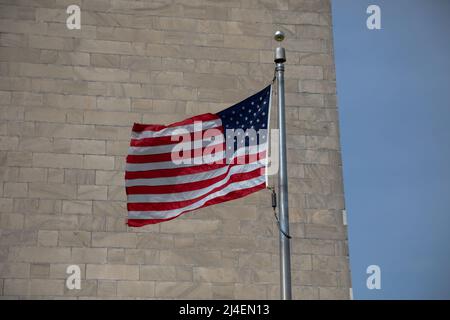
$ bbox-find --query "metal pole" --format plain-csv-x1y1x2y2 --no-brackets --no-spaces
274,31,292,300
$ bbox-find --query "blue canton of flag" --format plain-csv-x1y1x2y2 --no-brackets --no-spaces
218,85,271,161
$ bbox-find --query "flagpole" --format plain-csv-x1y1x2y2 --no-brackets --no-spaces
274,31,292,300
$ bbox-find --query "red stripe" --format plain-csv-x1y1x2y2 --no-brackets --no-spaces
132,113,219,132
125,151,266,180
126,164,263,195
126,182,266,226
130,128,223,147
125,163,227,180
127,143,225,163
126,168,263,211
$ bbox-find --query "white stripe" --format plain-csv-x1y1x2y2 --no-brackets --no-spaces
126,163,260,187
131,119,222,139
126,152,225,171
128,175,265,220
127,162,264,203
128,135,224,156
125,143,267,172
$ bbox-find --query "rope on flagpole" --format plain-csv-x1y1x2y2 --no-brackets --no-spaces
267,65,290,238
267,186,291,239
266,73,277,191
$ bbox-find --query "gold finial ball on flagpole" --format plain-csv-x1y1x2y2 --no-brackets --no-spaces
274,31,286,63
274,30,285,42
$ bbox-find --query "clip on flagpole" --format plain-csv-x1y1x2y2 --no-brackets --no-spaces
273,30,292,300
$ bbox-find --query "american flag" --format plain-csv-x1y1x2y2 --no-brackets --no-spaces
126,85,272,227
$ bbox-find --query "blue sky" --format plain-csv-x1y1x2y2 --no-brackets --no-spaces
331,0,450,299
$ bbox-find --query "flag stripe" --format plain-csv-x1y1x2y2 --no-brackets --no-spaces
127,166,263,205
132,118,221,139
124,150,267,180
125,147,266,172
126,163,263,195
127,181,265,226
125,163,228,180
127,176,266,220
126,143,225,164
128,134,224,155
130,128,222,147
125,162,260,187
132,113,218,133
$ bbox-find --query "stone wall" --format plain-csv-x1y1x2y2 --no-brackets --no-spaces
0,0,350,299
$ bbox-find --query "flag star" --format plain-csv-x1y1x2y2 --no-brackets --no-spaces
241,106,245,110
251,101,254,105
230,117,233,120
245,117,248,120
236,121,239,124
256,119,260,122
239,114,242,117
232,111,235,114
259,97,262,100
262,112,265,116
249,120,253,124
262,123,265,127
